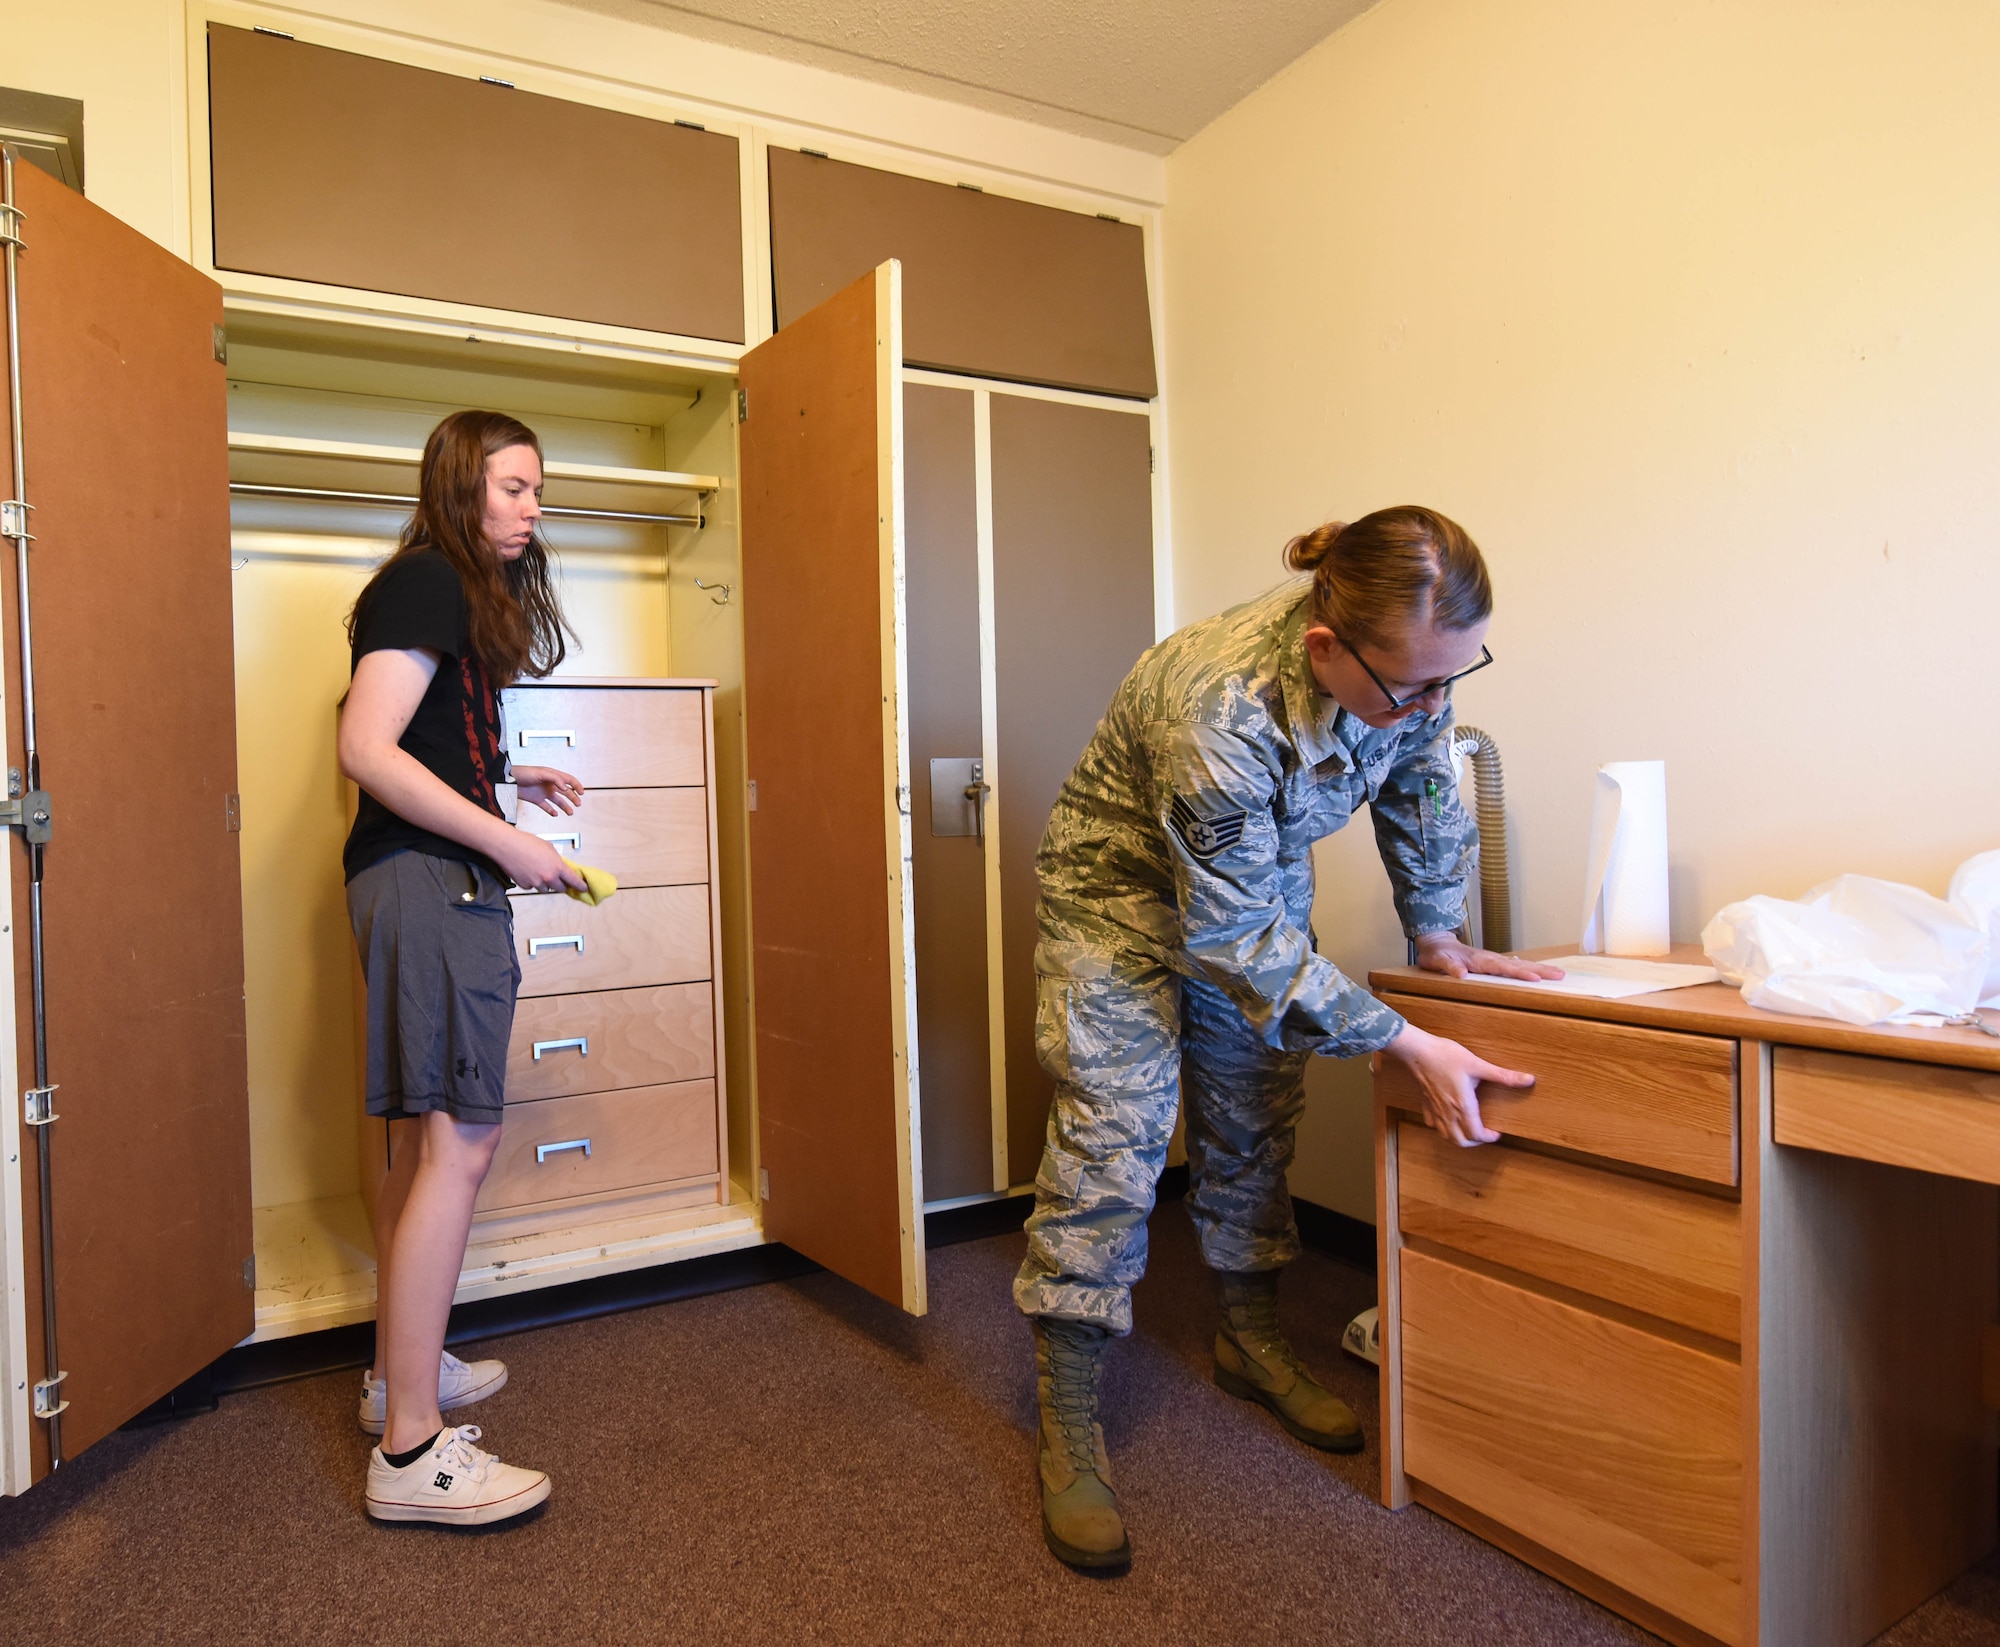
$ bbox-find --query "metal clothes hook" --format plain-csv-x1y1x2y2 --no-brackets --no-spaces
692,576,732,606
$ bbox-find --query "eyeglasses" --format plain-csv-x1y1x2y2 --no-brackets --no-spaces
1343,638,1494,712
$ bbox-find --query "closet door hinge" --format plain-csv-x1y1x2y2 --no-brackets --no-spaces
23,1085,56,1126
32,1371,68,1421
212,324,228,364
225,793,242,832
242,1255,256,1291
736,388,748,424
0,786,53,844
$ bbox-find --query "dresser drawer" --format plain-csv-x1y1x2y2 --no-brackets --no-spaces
474,1081,719,1213
511,884,710,996
507,983,715,1103
1401,1248,1743,1644
1379,993,1739,1185
501,685,705,788
1397,1123,1741,1341
507,786,709,889
1774,1046,2000,1184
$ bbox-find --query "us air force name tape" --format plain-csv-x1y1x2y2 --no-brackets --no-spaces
1169,792,1248,859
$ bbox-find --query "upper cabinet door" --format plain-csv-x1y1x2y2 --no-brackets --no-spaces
769,149,1157,399
738,263,927,1315
205,24,745,342
5,163,252,1477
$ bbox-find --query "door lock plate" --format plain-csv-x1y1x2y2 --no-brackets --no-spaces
928,757,988,838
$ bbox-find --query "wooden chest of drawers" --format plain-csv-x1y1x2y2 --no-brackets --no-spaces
1378,992,1747,1644
1372,964,2000,1647
476,678,727,1221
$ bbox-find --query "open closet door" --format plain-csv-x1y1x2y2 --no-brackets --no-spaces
2,161,252,1482
738,262,926,1314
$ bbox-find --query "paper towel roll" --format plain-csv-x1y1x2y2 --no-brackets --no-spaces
1580,760,1671,956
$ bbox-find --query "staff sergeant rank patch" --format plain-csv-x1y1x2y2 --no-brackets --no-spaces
1169,792,1248,859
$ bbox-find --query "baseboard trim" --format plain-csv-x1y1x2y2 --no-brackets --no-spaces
1292,1196,1376,1271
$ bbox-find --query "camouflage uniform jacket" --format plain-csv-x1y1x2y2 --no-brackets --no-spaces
1035,578,1476,1056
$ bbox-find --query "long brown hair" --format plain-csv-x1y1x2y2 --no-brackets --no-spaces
348,410,573,683
1283,505,1491,646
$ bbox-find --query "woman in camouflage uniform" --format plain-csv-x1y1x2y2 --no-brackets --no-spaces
1015,505,1558,1572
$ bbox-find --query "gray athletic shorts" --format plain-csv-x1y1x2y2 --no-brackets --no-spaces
347,850,519,1125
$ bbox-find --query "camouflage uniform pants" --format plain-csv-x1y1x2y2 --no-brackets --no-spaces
1011,957,1312,1335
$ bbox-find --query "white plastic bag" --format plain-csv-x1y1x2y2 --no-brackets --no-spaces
1948,849,2000,1007
1701,872,1991,1027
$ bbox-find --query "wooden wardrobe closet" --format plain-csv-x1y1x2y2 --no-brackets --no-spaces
0,13,1163,1490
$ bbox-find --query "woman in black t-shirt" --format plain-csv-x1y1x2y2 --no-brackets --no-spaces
339,409,583,1527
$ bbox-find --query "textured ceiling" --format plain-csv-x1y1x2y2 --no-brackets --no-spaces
551,0,1379,153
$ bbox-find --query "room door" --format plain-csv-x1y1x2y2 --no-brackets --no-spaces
738,262,927,1315
1,158,254,1487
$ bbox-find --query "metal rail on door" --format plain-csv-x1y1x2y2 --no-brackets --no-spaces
0,148,65,1468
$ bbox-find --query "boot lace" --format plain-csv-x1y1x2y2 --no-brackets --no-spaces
1044,1334,1105,1473
1231,1291,1307,1376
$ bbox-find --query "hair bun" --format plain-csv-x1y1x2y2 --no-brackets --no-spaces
1283,520,1347,573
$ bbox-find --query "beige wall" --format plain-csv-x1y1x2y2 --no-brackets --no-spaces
1165,0,2000,1219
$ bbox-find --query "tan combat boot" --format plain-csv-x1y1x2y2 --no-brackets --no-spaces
1213,1269,1365,1453
1032,1318,1131,1573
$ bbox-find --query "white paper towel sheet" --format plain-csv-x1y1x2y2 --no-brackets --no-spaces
1476,955,1718,1000
1581,760,1671,956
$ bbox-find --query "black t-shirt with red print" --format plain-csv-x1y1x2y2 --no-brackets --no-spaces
342,548,510,885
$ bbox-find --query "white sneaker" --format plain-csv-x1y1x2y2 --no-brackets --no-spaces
358,1350,509,1436
365,1425,550,1526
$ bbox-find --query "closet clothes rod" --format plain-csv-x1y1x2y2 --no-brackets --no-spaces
229,482,704,528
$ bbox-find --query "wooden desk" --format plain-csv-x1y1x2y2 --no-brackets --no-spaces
1369,954,2000,1647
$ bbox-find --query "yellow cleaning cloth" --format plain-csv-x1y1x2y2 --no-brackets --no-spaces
563,859,619,907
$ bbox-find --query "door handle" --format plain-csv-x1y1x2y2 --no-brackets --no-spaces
531,1036,589,1061
527,934,585,956
964,766,991,841
518,729,576,747
536,1137,592,1163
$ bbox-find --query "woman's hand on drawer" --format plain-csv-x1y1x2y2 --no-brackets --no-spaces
1382,1023,1537,1147
1414,930,1565,984
494,828,587,895
515,765,586,817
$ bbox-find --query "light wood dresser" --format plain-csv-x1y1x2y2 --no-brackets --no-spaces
476,677,728,1228
1370,951,2000,1647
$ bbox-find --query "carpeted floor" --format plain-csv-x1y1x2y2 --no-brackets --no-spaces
2,1212,1997,1646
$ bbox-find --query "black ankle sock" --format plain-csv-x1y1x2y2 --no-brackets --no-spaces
382,1431,442,1469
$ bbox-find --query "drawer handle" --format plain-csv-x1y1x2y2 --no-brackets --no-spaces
527,934,585,957
536,1137,592,1164
534,831,581,849
519,729,576,747
532,1036,589,1061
